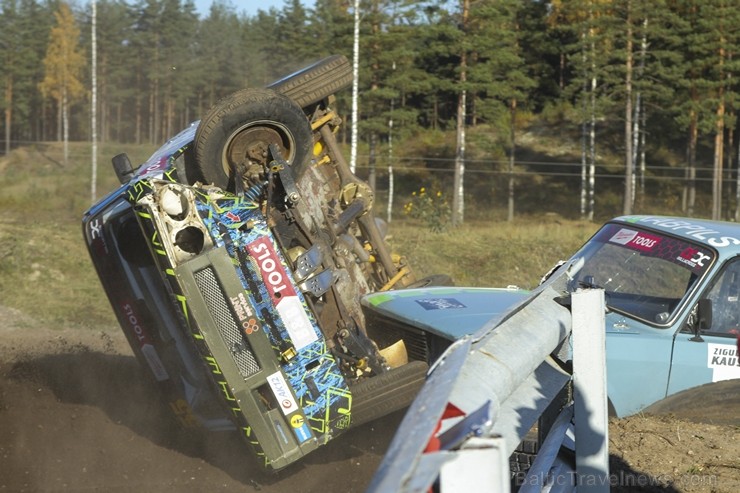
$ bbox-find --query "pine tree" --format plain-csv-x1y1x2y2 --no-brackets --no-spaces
467,0,536,221
1,0,54,149
195,0,247,113
80,0,137,143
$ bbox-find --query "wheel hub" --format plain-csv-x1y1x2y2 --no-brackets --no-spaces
224,125,291,175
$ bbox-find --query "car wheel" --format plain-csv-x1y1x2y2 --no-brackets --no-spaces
267,54,352,109
643,380,740,426
193,88,313,191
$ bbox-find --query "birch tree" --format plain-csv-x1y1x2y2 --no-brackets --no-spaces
451,0,469,226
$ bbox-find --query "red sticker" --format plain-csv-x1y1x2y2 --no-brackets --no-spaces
627,232,661,252
246,237,297,306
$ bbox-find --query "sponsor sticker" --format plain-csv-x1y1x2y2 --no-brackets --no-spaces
139,156,169,179
609,228,637,245
229,292,260,336
247,237,318,350
290,414,312,443
677,247,712,271
707,343,740,382
267,370,299,415
626,216,740,248
628,232,662,251
610,228,661,251
120,301,169,381
122,301,152,344
275,296,318,350
415,298,467,310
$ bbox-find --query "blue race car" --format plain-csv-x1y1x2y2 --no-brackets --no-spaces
362,215,740,417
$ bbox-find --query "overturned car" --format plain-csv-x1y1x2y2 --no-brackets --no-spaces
83,56,433,470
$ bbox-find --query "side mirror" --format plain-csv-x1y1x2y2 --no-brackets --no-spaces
112,153,135,184
690,298,712,342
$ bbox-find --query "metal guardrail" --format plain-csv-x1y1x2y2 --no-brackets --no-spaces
367,261,610,492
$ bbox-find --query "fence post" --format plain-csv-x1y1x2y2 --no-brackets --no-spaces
571,288,609,492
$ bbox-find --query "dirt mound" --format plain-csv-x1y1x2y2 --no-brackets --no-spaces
610,414,739,492
0,306,738,492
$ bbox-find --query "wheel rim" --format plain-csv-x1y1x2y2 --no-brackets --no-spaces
222,120,296,178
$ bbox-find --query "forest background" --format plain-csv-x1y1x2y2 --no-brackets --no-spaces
1,0,739,225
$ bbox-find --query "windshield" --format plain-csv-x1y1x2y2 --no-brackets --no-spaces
570,223,715,326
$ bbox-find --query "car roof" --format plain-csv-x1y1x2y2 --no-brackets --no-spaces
613,215,740,254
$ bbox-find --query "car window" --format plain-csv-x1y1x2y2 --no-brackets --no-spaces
580,243,691,298
572,223,714,326
703,258,740,337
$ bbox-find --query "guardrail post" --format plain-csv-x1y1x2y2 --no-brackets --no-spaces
439,436,510,493
571,288,609,492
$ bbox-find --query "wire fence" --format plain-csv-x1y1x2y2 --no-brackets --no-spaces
354,155,738,222
2,138,735,222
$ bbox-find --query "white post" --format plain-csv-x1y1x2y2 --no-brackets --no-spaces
91,0,98,203
350,0,360,173
572,288,609,492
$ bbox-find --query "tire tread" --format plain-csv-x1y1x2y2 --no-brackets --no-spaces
349,360,428,428
268,55,352,108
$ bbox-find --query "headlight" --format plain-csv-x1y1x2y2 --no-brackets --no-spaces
140,182,213,264
160,186,189,219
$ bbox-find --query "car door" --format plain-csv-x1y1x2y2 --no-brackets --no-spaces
668,257,740,396
604,315,676,417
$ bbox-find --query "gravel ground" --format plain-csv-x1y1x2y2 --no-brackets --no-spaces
1,305,738,492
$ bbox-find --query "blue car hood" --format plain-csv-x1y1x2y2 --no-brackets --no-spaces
361,286,530,340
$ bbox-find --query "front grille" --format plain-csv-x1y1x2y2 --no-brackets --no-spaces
365,312,430,363
194,267,261,378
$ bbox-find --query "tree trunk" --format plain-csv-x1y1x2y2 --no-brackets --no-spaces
387,97,394,223
507,99,517,222
135,70,142,145
368,132,377,192
62,85,69,166
623,0,634,216
712,90,725,220
57,98,62,142
580,32,587,219
588,23,596,222
735,134,740,221
452,0,469,226
452,88,467,226
4,75,11,156
686,112,698,216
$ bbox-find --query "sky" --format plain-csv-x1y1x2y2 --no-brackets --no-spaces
192,0,314,17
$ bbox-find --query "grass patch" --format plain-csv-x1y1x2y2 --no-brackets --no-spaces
0,141,157,329
0,219,115,328
390,217,598,289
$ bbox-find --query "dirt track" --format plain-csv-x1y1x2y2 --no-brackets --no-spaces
0,307,400,493
1,305,738,492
